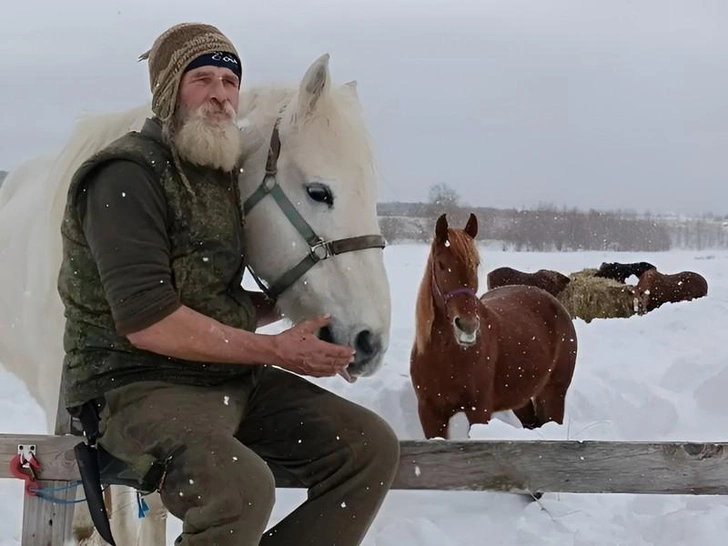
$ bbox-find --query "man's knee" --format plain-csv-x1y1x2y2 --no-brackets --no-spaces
350,408,400,479
160,438,276,532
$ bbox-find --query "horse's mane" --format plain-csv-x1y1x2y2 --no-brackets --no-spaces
43,104,153,303
414,228,480,354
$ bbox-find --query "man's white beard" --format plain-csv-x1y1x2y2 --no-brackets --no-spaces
171,101,242,172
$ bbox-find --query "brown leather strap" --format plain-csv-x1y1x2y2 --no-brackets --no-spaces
265,122,281,175
330,234,386,255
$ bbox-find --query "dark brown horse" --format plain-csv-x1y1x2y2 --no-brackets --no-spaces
487,266,571,297
595,261,655,283
410,213,578,439
633,268,708,314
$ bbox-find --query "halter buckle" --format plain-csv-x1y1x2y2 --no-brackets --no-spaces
310,238,333,260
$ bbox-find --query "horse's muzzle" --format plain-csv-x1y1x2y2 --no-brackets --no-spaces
319,324,385,378
453,316,480,346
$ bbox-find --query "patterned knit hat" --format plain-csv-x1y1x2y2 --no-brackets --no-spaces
138,23,241,123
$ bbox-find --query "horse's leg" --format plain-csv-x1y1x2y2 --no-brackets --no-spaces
532,385,566,427
417,398,453,439
110,486,143,546
102,486,169,546
70,485,140,546
512,400,540,429
136,492,168,546
463,404,493,437
532,343,577,427
503,402,546,501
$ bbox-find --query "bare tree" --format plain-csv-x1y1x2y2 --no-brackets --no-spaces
428,183,460,208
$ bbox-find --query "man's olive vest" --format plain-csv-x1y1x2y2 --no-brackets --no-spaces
58,118,257,407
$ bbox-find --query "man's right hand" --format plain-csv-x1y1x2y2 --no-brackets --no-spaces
124,305,355,374
271,314,355,378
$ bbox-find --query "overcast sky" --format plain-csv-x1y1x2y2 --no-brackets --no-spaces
1,0,726,215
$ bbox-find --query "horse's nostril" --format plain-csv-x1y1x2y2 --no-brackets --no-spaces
355,330,380,358
319,326,334,343
454,316,478,335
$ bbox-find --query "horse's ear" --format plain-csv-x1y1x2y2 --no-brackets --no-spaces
297,53,331,119
435,213,449,242
464,213,478,239
343,80,359,99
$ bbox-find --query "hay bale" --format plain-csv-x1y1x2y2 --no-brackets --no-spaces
556,268,637,323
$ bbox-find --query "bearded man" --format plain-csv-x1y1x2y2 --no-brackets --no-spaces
57,22,399,546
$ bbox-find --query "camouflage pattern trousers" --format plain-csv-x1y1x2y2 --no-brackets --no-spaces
97,366,400,546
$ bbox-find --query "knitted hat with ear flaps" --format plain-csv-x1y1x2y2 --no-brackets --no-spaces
138,23,241,123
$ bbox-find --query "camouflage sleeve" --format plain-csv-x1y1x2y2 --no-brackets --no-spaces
77,160,181,335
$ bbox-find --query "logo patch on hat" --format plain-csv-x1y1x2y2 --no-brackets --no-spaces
185,51,242,79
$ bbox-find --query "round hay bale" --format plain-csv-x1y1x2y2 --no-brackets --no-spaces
556,268,637,323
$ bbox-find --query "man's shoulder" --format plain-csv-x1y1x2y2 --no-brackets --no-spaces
86,158,157,188
74,157,169,225
98,122,171,166
73,128,170,187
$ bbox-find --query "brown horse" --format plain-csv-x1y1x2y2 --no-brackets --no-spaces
633,268,708,314
410,213,578,439
486,266,571,297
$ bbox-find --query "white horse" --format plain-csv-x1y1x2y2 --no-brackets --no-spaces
0,53,391,546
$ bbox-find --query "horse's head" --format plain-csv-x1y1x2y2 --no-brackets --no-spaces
635,262,657,277
632,268,657,314
538,269,571,296
235,54,391,380
429,213,481,347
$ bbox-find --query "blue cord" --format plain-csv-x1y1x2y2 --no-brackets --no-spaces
28,480,86,504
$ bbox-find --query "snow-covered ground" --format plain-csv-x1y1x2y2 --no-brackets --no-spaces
1,245,726,545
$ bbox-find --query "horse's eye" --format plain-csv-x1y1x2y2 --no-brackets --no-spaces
306,183,334,207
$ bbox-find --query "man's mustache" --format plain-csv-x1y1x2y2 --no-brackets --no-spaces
203,100,235,116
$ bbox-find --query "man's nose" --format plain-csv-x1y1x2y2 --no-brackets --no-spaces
208,77,227,101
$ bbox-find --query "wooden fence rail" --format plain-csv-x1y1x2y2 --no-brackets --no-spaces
2,434,727,494
2,434,727,545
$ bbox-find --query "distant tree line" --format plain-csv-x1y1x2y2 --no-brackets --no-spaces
376,183,728,251
378,205,673,251
665,216,728,250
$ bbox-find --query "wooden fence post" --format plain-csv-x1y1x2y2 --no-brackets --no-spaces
20,391,77,545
